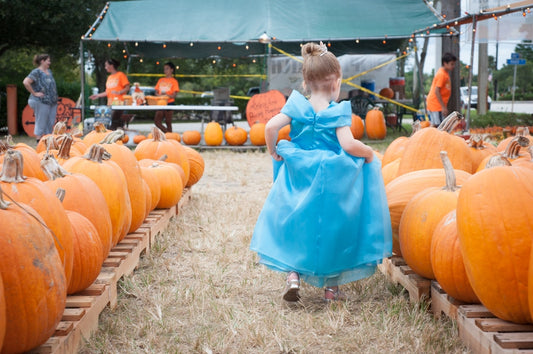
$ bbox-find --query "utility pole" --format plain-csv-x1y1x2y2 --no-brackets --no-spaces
440,0,461,112
478,0,489,115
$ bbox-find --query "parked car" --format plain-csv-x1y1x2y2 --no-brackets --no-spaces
460,86,492,110
129,85,156,96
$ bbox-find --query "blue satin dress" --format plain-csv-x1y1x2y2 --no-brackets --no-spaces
250,90,392,288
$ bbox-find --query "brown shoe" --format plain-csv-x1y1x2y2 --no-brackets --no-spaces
324,287,347,302
282,272,300,302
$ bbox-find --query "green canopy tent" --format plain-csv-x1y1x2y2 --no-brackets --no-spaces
80,0,443,118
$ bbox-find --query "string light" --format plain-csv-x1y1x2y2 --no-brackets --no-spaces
156,61,160,65
140,58,143,63
135,42,138,46
245,45,249,50
107,43,111,47
212,59,216,64
327,41,331,47
355,39,359,43
163,44,167,48
252,59,256,63
232,63,236,67
217,46,221,50
190,42,194,46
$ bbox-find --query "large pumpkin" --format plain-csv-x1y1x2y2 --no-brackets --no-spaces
204,121,224,146
0,274,4,350
382,136,409,167
134,127,190,186
365,107,387,140
350,114,364,140
65,210,104,294
139,160,183,209
386,167,471,255
139,163,161,212
399,152,461,279
63,144,132,247
458,162,533,324
467,134,497,172
0,139,47,181
224,125,248,146
101,131,147,234
42,155,113,260
397,112,472,176
82,121,111,147
0,185,66,353
183,146,205,187
249,122,266,146
430,210,479,303
0,149,75,287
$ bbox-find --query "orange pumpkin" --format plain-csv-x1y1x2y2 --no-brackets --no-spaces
430,210,479,303
63,144,132,247
277,124,291,143
100,131,147,234
350,114,364,140
381,157,401,185
35,121,67,153
467,134,497,172
382,136,409,167
458,163,533,324
379,87,394,99
365,107,387,140
42,155,113,259
183,146,205,187
134,127,190,186
182,130,202,145
399,152,461,279
386,167,471,255
0,139,47,181
66,210,104,294
249,122,266,146
476,136,530,172
397,112,472,176
133,134,147,144
139,161,183,209
204,121,224,146
225,125,248,146
0,185,66,353
0,274,4,350
165,131,181,142
0,149,75,287
139,163,161,212
82,121,111,147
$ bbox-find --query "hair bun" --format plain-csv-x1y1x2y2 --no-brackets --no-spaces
301,42,328,59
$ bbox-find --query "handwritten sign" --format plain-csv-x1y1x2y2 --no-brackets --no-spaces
245,90,286,127
22,97,81,137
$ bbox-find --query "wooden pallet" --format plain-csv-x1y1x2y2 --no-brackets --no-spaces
378,255,431,302
29,191,191,354
431,281,469,320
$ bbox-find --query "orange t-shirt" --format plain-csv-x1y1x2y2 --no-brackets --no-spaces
426,67,451,112
105,71,130,105
155,77,180,103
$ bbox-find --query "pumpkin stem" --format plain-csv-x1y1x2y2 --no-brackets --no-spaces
70,127,83,138
42,135,59,153
92,121,108,133
0,149,26,183
0,140,9,154
0,184,10,209
41,153,70,180
440,151,458,192
503,136,529,159
5,135,14,147
55,188,66,203
468,134,488,150
100,129,124,144
82,144,112,163
158,154,168,161
52,121,67,135
485,154,512,168
515,126,529,137
56,134,74,160
438,111,464,133
151,127,166,141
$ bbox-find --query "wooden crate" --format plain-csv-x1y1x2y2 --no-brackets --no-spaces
29,189,193,354
379,255,431,302
431,281,469,320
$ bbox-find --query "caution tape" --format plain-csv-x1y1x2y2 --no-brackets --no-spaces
128,73,266,79
179,90,251,101
344,81,418,113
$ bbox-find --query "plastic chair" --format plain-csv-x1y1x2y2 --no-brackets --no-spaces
210,87,234,130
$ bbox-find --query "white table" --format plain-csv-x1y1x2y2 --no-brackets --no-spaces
90,104,239,132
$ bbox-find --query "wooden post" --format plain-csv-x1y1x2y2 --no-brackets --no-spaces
6,84,18,135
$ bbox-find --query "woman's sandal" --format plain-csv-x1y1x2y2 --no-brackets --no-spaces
282,271,300,302
324,287,347,302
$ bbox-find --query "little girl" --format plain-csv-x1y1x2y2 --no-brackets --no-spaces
250,42,392,302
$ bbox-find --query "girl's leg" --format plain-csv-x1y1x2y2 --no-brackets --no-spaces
283,271,300,302
324,286,347,301
154,111,166,132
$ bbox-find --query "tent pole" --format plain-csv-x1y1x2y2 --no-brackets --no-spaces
414,45,427,120
466,16,477,130
80,40,85,122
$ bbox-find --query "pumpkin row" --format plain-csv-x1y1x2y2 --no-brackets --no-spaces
0,123,205,353
381,112,533,325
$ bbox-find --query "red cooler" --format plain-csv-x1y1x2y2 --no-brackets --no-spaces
389,77,405,99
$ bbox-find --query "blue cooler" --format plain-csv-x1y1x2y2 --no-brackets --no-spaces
361,80,376,99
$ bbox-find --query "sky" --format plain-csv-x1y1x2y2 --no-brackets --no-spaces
414,0,533,74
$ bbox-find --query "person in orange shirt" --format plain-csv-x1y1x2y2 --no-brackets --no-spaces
89,59,131,130
426,52,457,127
154,62,180,132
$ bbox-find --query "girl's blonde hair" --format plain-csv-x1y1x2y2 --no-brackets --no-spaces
301,42,341,92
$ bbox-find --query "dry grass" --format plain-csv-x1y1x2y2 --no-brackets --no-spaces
75,150,468,354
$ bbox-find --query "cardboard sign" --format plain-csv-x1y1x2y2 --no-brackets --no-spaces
22,97,82,137
245,90,286,127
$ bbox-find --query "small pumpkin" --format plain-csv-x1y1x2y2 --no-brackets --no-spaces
183,146,205,187
365,107,387,140
165,132,181,142
224,125,248,146
379,87,394,99
249,122,266,146
277,124,291,143
182,130,202,145
350,114,364,140
204,121,224,146
133,134,147,144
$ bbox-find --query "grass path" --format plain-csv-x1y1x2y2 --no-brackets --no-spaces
80,150,469,353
